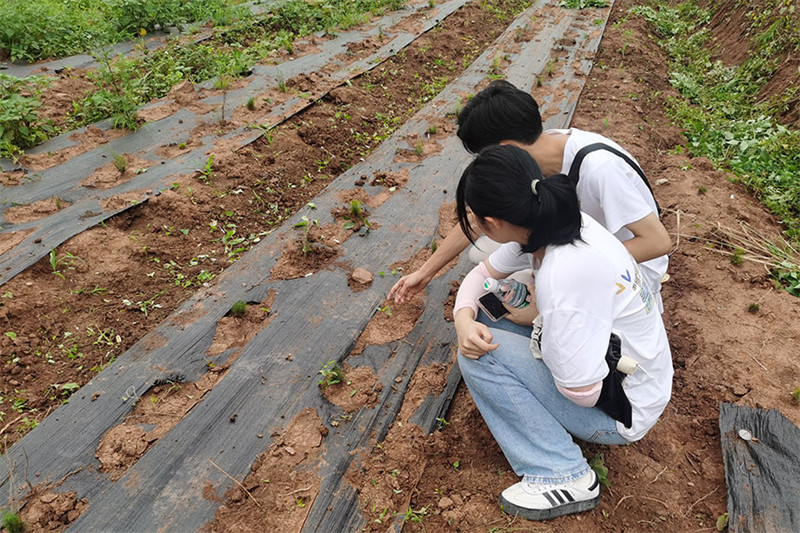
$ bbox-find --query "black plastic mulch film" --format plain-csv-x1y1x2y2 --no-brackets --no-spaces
719,403,800,533
0,1,609,531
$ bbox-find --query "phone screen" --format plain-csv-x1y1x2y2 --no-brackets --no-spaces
477,292,508,322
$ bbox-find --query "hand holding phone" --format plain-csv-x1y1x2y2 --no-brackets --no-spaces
477,292,508,322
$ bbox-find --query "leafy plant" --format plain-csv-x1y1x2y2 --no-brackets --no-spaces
198,155,215,183
403,506,428,524
294,215,319,254
231,300,247,316
1,509,24,532
589,453,611,488
716,512,729,532
791,387,800,404
318,361,345,389
0,73,54,159
633,1,800,243
112,151,128,173
49,249,86,279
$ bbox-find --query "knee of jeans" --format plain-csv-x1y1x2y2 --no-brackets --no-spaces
587,428,625,445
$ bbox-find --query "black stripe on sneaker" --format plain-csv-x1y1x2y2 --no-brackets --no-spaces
588,473,599,491
561,489,575,502
551,490,565,504
543,491,559,506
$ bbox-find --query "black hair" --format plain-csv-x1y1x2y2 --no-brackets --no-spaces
456,144,582,253
456,80,544,154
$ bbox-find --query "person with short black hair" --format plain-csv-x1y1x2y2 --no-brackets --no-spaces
453,144,673,521
390,80,671,313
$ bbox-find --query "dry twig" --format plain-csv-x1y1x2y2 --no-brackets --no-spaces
208,458,262,508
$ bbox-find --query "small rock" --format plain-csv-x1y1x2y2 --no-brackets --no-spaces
284,446,296,456
655,178,669,186
437,496,454,509
732,385,749,397
351,268,373,285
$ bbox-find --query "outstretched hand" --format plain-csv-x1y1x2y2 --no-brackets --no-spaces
388,270,431,303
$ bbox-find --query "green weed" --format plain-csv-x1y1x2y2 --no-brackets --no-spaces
403,506,428,524
0,74,54,159
633,1,800,244
318,361,345,389
589,453,611,488
0,511,25,533
112,151,128,173
231,300,247,316
560,0,609,9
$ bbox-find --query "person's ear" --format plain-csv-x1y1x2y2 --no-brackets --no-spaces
482,216,503,231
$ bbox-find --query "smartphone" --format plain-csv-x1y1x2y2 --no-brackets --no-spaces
477,292,508,322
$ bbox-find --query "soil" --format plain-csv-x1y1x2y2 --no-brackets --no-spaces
2,0,800,531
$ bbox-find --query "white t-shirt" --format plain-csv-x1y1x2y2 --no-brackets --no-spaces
488,214,673,441
554,128,668,312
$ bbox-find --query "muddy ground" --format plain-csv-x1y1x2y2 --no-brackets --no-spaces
1,0,800,531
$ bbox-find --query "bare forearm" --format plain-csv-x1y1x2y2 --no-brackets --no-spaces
417,224,472,279
623,213,672,263
622,234,670,263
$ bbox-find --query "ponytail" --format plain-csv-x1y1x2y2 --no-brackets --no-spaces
456,145,581,253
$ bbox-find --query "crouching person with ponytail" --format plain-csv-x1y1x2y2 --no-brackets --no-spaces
453,144,673,521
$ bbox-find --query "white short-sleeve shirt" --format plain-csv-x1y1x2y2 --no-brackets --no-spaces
488,214,673,441
554,128,668,312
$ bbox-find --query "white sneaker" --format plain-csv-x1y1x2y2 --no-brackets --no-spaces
499,470,601,520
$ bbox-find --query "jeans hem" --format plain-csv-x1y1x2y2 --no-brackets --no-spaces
521,466,591,486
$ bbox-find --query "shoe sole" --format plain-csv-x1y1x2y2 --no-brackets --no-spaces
499,493,601,521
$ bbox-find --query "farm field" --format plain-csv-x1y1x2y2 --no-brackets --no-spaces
1,0,800,531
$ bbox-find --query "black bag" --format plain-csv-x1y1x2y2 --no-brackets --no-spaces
595,333,633,429
567,142,661,215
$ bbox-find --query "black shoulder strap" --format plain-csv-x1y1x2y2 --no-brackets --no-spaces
567,142,661,215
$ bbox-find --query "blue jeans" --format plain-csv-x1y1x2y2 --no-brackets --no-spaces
458,326,629,485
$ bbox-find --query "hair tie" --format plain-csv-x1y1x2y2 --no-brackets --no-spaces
530,179,540,195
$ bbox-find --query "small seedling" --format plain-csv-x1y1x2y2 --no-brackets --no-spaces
403,506,428,524
231,300,247,316
1,511,24,533
347,199,370,229
49,249,85,279
747,302,760,313
426,124,437,135
294,215,319,254
730,247,745,266
318,361,345,389
199,155,215,183
377,304,392,317
589,453,611,488
716,512,729,532
698,185,708,195
414,140,424,157
452,460,460,469
246,96,256,111
435,416,449,427
111,151,128,173
791,387,800,404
